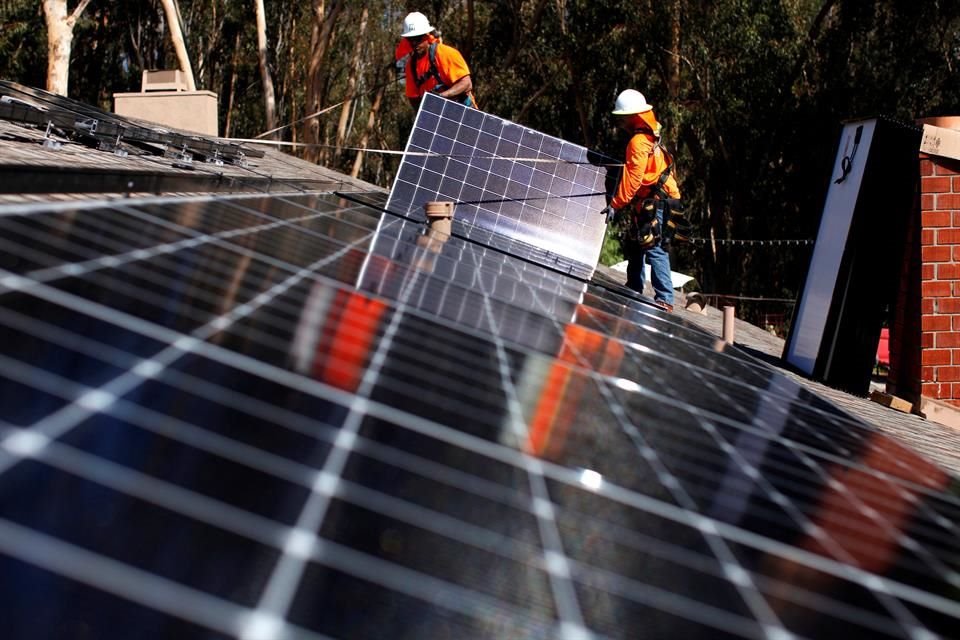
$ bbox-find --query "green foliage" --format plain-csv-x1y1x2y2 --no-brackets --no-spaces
599,226,625,267
0,0,46,89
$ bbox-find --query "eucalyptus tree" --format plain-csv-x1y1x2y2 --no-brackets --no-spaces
41,0,92,95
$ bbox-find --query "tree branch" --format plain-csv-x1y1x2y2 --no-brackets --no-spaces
514,81,551,124
67,0,92,26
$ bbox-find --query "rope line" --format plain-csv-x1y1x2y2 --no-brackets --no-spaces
252,101,348,140
700,294,798,303
252,65,402,140
225,137,624,166
688,238,813,246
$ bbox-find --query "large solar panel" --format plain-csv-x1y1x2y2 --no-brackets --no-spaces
1,187,959,639
386,93,614,276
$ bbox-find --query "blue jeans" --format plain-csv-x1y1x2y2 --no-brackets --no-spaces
624,208,673,305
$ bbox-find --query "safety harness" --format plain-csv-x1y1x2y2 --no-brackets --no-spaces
618,132,689,251
411,42,477,108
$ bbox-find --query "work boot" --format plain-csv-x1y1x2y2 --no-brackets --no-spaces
654,300,674,313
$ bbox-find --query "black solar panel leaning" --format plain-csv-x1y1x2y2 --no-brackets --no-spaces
0,96,959,640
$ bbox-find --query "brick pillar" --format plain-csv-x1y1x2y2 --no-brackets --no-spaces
894,122,960,408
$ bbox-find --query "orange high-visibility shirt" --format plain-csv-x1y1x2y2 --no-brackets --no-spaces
395,38,412,61
404,36,471,99
610,131,680,210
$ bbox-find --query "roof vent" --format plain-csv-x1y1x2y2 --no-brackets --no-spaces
141,70,188,93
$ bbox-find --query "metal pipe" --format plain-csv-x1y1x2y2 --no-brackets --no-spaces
723,305,735,344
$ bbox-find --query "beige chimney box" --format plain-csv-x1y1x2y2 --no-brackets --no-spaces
113,70,218,137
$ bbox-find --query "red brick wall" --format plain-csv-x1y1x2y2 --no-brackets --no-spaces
906,154,960,406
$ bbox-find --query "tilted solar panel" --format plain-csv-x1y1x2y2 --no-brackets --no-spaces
386,93,615,276
0,187,959,639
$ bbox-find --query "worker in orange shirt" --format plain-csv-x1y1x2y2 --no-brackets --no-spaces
602,89,682,312
399,12,476,111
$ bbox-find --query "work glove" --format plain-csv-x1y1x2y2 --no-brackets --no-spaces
601,206,617,225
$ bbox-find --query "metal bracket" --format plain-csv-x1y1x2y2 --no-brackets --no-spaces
206,147,224,167
75,117,99,135
172,144,194,170
41,121,62,150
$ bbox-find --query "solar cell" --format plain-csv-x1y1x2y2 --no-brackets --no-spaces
1,186,959,640
387,93,615,274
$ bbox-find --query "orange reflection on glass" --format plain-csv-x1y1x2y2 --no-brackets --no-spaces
527,308,625,458
801,433,948,574
313,290,387,392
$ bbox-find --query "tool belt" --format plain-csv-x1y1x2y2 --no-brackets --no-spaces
618,197,688,251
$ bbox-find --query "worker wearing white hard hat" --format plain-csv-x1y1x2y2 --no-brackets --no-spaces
400,11,433,37
399,12,476,110
611,89,654,115
603,89,682,312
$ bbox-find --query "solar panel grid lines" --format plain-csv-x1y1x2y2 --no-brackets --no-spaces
0,194,383,278
0,299,539,525
339,190,596,281
570,301,953,495
545,456,960,635
442,249,960,632
0,298,552,632
0,188,948,524
571,306,866,432
475,281,590,638
610,354,951,505
689,417,960,635
372,214,585,292
363,223,582,312
387,93,613,272
577,368,791,636
1,188,960,638
254,221,507,631
523,331,960,622
0,255,331,462
0,198,564,410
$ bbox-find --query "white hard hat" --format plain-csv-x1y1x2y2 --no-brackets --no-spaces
400,12,433,37
612,89,653,115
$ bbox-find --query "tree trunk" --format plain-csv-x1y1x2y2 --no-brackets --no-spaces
224,31,242,138
563,53,591,148
667,0,681,100
304,0,343,164
255,0,278,137
158,0,197,91
195,0,224,89
463,0,475,60
287,14,299,144
42,0,92,96
335,6,368,161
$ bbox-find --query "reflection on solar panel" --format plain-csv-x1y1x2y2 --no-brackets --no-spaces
1,187,959,639
387,93,614,276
